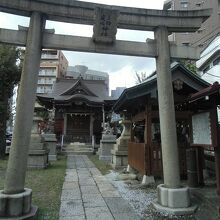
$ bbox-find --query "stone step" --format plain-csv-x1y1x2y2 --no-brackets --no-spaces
65,151,93,155
62,144,94,155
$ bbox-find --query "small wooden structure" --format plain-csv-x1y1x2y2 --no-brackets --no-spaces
113,62,220,193
187,82,220,194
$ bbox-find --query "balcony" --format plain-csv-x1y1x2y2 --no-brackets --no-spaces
41,54,58,59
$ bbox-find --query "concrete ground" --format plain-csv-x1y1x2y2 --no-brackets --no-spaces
59,155,141,220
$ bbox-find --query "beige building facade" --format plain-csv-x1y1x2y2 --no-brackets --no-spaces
164,0,220,50
37,49,68,94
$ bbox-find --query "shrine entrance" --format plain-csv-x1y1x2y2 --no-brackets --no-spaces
66,114,90,142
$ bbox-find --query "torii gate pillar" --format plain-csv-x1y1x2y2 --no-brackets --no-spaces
152,26,196,214
0,12,44,219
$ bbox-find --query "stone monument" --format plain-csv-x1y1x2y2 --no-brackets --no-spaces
28,114,49,168
111,116,131,169
42,114,57,161
99,122,116,162
42,133,57,161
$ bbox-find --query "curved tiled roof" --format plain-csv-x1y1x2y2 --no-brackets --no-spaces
37,77,114,106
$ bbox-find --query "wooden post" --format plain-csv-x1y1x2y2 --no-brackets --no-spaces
211,107,220,195
197,147,204,186
145,99,152,175
215,147,220,195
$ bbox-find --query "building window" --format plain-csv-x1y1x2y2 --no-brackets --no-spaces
180,0,188,8
195,1,204,7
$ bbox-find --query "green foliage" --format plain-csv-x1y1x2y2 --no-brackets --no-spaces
0,155,67,220
36,109,49,121
180,60,198,75
0,44,22,158
0,45,22,98
88,155,112,175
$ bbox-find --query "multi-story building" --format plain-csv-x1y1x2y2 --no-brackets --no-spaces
111,87,126,99
163,0,220,51
36,49,68,94
196,35,220,83
66,65,109,94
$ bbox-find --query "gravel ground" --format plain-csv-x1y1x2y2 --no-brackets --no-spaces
105,171,196,220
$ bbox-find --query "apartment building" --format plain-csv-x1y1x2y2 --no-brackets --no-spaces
37,49,68,94
196,35,220,83
66,65,109,93
164,0,220,51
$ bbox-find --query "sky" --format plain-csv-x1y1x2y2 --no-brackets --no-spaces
0,0,165,91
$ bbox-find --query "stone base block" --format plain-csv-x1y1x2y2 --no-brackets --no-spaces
111,150,128,169
28,150,49,169
141,175,155,185
152,201,197,216
99,155,112,162
0,188,37,219
152,184,197,215
99,140,116,163
126,165,135,173
48,155,57,161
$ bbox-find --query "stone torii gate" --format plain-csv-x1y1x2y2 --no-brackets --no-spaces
0,0,211,218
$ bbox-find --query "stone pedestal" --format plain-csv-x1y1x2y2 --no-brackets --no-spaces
111,119,131,169
99,134,116,162
42,133,57,161
152,184,197,215
0,188,37,219
28,116,49,169
141,175,155,185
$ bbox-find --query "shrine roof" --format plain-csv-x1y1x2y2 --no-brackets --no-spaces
189,81,220,102
113,62,210,112
37,77,115,106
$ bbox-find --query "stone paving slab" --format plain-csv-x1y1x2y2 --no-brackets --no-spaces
83,195,107,208
59,199,84,217
79,178,96,186
85,206,114,220
61,189,81,200
101,190,121,198
112,212,141,220
59,155,141,220
80,185,100,194
97,183,116,192
82,193,103,200
61,215,86,220
104,197,135,213
62,181,79,190
65,176,78,182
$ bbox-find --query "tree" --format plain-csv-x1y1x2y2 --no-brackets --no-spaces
0,44,21,158
179,59,198,75
134,71,147,84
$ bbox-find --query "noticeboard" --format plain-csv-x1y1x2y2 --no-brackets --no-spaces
192,112,212,145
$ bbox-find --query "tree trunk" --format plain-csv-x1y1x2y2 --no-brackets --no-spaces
0,88,9,159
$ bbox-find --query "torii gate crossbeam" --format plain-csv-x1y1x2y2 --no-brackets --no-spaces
0,0,211,31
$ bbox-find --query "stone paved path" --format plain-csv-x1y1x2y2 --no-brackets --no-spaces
59,155,141,220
